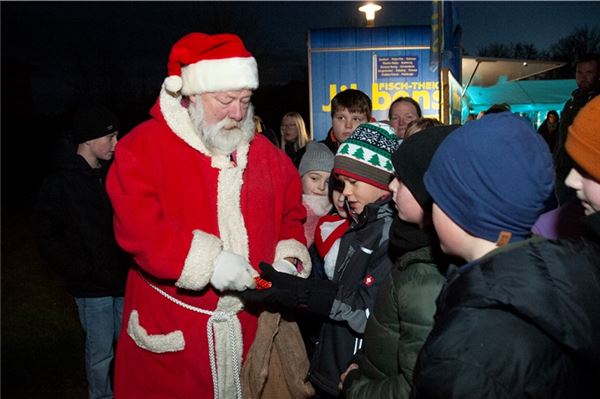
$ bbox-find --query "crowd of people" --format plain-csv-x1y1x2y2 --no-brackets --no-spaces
34,31,599,399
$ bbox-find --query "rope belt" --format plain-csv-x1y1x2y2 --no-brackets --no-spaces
143,276,243,399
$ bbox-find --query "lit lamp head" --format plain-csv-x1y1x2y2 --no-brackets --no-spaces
359,3,382,27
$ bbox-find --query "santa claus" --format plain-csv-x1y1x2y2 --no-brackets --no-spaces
106,32,310,398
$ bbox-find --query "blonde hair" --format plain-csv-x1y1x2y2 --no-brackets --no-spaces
280,112,311,152
405,117,444,138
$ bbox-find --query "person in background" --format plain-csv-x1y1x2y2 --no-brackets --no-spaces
280,111,311,162
294,89,372,166
340,125,458,399
388,97,422,139
404,117,444,138
106,32,311,398
254,114,280,147
554,53,600,205
34,104,130,399
298,142,335,247
241,122,400,398
410,112,597,398
537,110,560,153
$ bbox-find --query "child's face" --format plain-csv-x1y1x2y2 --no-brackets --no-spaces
331,108,368,143
565,167,600,215
339,175,388,218
88,132,118,161
388,177,425,227
302,171,331,196
432,203,468,258
331,189,348,219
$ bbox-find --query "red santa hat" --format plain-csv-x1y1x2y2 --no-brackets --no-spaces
164,32,259,95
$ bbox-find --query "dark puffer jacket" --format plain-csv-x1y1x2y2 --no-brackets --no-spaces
412,213,600,399
34,149,129,297
346,243,446,399
308,198,395,396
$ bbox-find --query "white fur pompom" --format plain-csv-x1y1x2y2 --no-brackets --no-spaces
164,75,182,93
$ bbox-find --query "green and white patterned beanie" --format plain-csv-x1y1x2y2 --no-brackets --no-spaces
333,122,401,190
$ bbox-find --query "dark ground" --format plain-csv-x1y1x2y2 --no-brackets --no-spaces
2,206,88,398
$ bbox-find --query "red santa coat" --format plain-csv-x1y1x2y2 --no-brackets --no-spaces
106,89,309,398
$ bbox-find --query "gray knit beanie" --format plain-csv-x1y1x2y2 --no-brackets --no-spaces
299,142,334,176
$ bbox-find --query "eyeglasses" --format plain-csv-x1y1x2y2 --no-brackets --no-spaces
280,124,297,130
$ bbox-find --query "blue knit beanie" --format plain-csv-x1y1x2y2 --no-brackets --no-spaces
424,113,554,244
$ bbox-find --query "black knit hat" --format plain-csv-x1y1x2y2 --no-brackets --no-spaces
72,104,120,144
391,125,459,209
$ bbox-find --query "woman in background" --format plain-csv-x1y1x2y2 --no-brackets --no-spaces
280,112,311,160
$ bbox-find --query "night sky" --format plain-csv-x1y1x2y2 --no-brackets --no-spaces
2,1,600,205
3,1,600,113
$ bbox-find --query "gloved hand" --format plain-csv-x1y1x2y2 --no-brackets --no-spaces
238,262,336,316
210,250,256,292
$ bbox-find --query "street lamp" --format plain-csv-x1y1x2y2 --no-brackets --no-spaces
359,3,382,27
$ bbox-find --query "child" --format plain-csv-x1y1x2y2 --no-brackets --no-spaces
34,104,130,399
411,110,600,398
298,141,335,247
294,89,372,166
313,175,350,280
241,122,400,397
340,125,458,398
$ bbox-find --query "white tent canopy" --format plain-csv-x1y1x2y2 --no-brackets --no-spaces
462,56,567,87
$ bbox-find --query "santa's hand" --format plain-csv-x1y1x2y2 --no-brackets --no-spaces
210,250,256,291
272,259,297,275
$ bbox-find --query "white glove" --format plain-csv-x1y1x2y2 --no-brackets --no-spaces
210,250,256,291
272,259,298,275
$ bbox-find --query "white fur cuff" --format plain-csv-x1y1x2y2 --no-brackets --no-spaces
176,230,223,290
127,310,185,353
274,239,311,278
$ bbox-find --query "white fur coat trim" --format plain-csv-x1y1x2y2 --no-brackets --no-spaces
176,230,223,290
127,310,185,353
275,239,312,278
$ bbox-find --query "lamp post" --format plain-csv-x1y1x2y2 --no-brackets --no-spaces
358,3,382,27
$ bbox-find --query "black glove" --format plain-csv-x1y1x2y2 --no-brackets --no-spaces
238,262,337,316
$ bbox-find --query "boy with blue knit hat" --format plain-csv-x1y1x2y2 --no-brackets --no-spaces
411,111,600,398
241,122,400,397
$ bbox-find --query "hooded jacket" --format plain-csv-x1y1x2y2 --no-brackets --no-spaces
34,146,129,297
309,198,395,395
412,213,600,399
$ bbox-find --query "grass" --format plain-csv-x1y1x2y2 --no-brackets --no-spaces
2,207,87,398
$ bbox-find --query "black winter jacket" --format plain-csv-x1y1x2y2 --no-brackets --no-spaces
309,198,395,396
554,86,600,204
412,213,600,399
34,150,129,297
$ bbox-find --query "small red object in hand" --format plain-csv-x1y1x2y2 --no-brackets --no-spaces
254,276,272,290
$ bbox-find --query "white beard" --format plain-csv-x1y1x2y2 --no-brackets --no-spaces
189,99,255,155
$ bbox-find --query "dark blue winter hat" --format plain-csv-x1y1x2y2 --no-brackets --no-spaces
424,112,554,244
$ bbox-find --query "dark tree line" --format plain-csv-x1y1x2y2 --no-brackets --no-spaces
475,26,600,78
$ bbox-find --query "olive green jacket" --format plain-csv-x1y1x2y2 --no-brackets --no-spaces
346,245,445,399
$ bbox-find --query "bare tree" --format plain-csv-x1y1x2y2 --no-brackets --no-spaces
477,42,539,59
